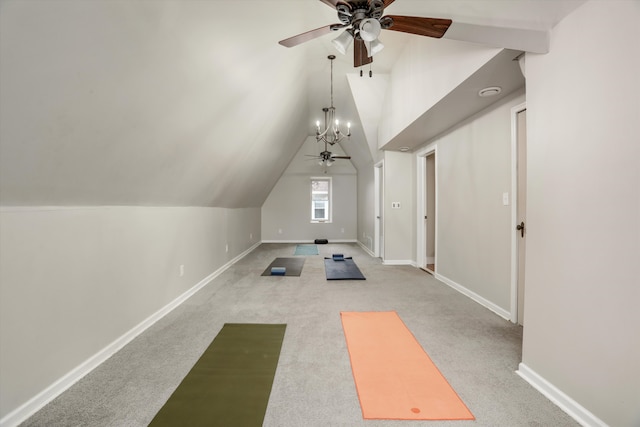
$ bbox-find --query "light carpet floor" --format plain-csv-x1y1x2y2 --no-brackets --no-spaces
19,243,578,427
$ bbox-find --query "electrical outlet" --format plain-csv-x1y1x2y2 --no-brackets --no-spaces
250,233,253,240
225,243,229,253
179,264,184,277
341,228,345,233
392,202,401,209
278,228,283,234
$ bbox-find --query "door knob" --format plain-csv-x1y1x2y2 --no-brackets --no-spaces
516,221,525,238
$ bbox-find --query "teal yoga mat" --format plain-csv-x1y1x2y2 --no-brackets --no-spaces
149,323,286,427
294,244,319,256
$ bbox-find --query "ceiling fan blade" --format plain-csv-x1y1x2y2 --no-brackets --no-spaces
279,24,344,47
332,156,352,159
353,38,373,68
384,15,452,38
319,0,344,8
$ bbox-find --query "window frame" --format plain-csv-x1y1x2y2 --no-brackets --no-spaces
310,177,332,223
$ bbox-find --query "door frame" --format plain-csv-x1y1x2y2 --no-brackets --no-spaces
510,102,526,323
416,144,437,271
374,160,384,259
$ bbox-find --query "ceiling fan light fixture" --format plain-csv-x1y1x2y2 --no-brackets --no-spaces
332,30,353,55
359,18,381,42
365,38,384,57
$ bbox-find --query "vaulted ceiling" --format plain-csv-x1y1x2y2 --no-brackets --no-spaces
0,0,585,208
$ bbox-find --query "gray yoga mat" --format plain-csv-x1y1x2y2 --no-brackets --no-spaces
324,257,366,280
261,257,305,276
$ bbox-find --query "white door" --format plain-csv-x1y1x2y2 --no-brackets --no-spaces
374,162,384,259
516,109,527,325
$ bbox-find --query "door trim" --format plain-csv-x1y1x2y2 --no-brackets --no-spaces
374,160,384,259
416,143,437,271
510,102,526,323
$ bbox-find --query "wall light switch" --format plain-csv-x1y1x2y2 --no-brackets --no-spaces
392,202,401,209
502,192,510,206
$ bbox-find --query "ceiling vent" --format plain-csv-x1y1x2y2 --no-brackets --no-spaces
478,86,502,97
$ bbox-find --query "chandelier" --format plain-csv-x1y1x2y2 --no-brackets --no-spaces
315,55,351,146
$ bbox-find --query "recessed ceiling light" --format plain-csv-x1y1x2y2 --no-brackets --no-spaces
399,147,410,152
478,86,502,97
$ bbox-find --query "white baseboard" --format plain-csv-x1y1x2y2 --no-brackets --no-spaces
434,272,511,320
261,239,358,244
0,242,260,427
261,239,314,243
382,259,416,266
357,240,375,257
516,363,608,427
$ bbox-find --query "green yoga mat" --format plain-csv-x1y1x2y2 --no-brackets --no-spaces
149,323,286,427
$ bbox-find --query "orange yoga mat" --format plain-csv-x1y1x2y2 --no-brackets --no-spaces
340,311,474,420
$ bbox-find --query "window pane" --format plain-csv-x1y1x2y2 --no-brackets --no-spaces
311,178,331,222
312,180,329,192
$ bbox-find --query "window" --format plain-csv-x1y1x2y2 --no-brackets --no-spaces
311,177,332,222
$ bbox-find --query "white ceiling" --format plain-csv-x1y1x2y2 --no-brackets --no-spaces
0,0,585,208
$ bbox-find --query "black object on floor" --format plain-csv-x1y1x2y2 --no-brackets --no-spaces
324,257,366,280
261,257,305,276
314,239,328,244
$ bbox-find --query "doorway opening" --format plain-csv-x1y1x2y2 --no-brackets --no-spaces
425,153,436,272
416,145,437,273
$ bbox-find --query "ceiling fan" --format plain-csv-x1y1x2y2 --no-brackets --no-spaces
306,141,351,168
279,0,452,68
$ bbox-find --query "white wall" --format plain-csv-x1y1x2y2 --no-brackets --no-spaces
522,1,640,426
0,0,311,209
378,37,501,148
357,165,375,253
261,137,357,242
430,91,525,312
382,151,415,263
0,206,260,421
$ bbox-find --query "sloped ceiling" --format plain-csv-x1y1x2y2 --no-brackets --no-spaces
0,0,585,208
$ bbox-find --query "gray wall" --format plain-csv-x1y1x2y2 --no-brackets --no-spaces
382,151,416,263
357,164,375,253
430,91,524,312
522,1,640,426
261,136,357,242
0,206,260,419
